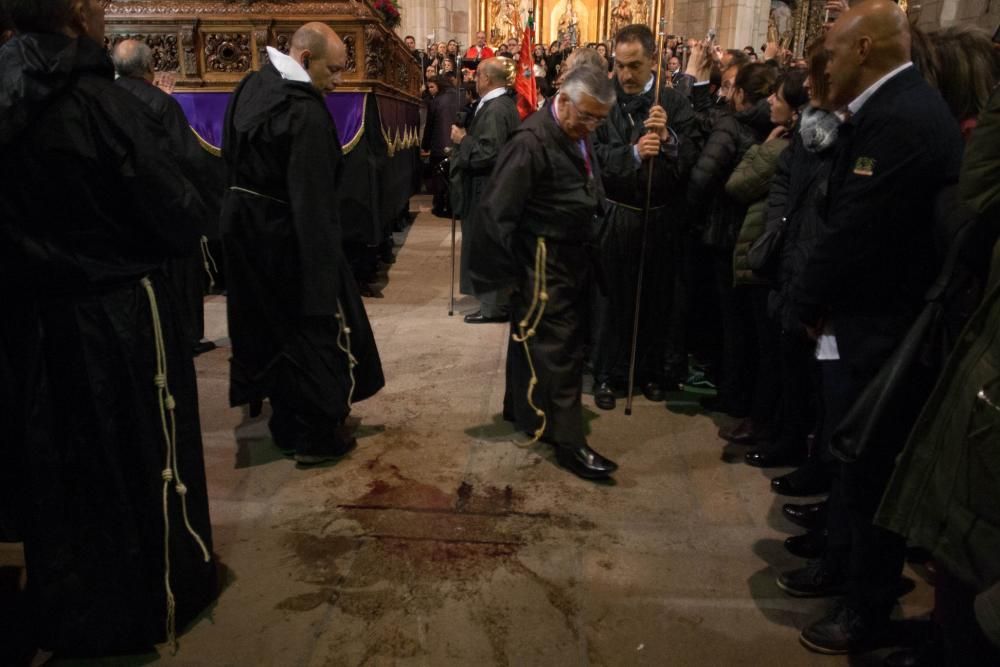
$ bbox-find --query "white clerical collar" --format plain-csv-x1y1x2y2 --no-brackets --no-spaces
475,86,507,114
267,46,312,84
847,62,912,116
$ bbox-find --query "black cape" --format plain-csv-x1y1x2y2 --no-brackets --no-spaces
220,64,384,419
473,102,603,446
450,90,520,295
115,76,225,345
0,33,216,654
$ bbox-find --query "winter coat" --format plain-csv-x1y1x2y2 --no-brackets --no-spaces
876,239,1000,612
687,98,773,250
725,136,789,286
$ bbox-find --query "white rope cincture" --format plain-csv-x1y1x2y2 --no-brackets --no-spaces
140,276,211,652
198,235,218,292
511,237,549,444
335,299,359,407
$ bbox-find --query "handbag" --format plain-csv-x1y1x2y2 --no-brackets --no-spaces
746,215,786,273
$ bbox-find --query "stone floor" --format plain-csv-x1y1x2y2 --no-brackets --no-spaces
2,196,933,666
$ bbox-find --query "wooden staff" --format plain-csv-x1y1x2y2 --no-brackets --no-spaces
623,15,668,416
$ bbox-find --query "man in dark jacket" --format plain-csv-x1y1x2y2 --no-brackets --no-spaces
590,23,698,409
782,0,964,655
112,38,224,356
450,57,520,323
221,22,384,465
470,64,619,480
0,0,216,655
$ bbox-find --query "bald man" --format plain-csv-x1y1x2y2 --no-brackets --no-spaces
782,0,963,655
449,57,520,323
221,22,384,465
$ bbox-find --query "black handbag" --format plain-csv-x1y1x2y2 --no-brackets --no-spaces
746,215,786,273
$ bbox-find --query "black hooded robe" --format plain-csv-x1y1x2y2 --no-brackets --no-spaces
115,76,226,348
470,101,604,447
0,33,217,655
220,64,384,452
590,81,697,389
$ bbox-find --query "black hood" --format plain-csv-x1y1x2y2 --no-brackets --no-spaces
0,33,113,145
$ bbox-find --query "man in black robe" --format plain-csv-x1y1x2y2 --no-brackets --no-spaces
590,24,698,410
112,38,225,356
449,57,520,323
0,0,216,656
221,22,384,465
471,64,619,480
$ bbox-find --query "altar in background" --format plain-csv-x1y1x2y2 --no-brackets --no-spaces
477,0,664,48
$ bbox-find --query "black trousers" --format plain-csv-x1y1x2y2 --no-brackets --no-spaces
820,359,906,621
745,285,780,425
773,326,818,453
713,251,751,410
504,236,590,448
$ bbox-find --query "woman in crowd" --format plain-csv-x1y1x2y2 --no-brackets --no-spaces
686,63,776,419
421,75,461,217
723,68,809,462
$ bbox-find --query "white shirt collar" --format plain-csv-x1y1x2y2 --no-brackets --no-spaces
847,62,912,116
643,75,655,94
475,86,507,114
267,46,312,84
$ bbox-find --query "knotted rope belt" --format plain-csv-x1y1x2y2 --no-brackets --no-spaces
140,276,211,651
512,237,549,444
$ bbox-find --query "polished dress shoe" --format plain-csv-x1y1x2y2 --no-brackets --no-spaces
641,381,665,402
555,443,618,479
777,559,845,598
783,501,828,530
784,531,828,559
464,311,508,324
771,462,831,497
799,603,882,655
745,447,803,468
594,382,616,411
883,641,943,667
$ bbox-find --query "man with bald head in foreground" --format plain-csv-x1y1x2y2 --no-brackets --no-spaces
221,22,384,465
782,0,963,655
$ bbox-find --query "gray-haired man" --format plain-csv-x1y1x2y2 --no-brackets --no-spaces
470,64,620,480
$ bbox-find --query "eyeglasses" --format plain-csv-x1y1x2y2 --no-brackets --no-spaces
567,98,607,128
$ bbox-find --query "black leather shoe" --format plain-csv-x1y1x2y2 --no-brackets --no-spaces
464,311,508,324
799,603,882,655
783,501,828,530
771,462,831,497
594,382,616,411
641,381,665,402
555,443,618,479
294,437,358,466
784,531,828,559
777,560,845,597
745,447,803,468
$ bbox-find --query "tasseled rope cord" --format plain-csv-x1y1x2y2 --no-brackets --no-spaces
198,236,218,292
334,300,358,406
140,277,211,651
511,237,549,444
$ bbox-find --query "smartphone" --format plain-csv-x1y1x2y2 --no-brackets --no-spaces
706,27,717,43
